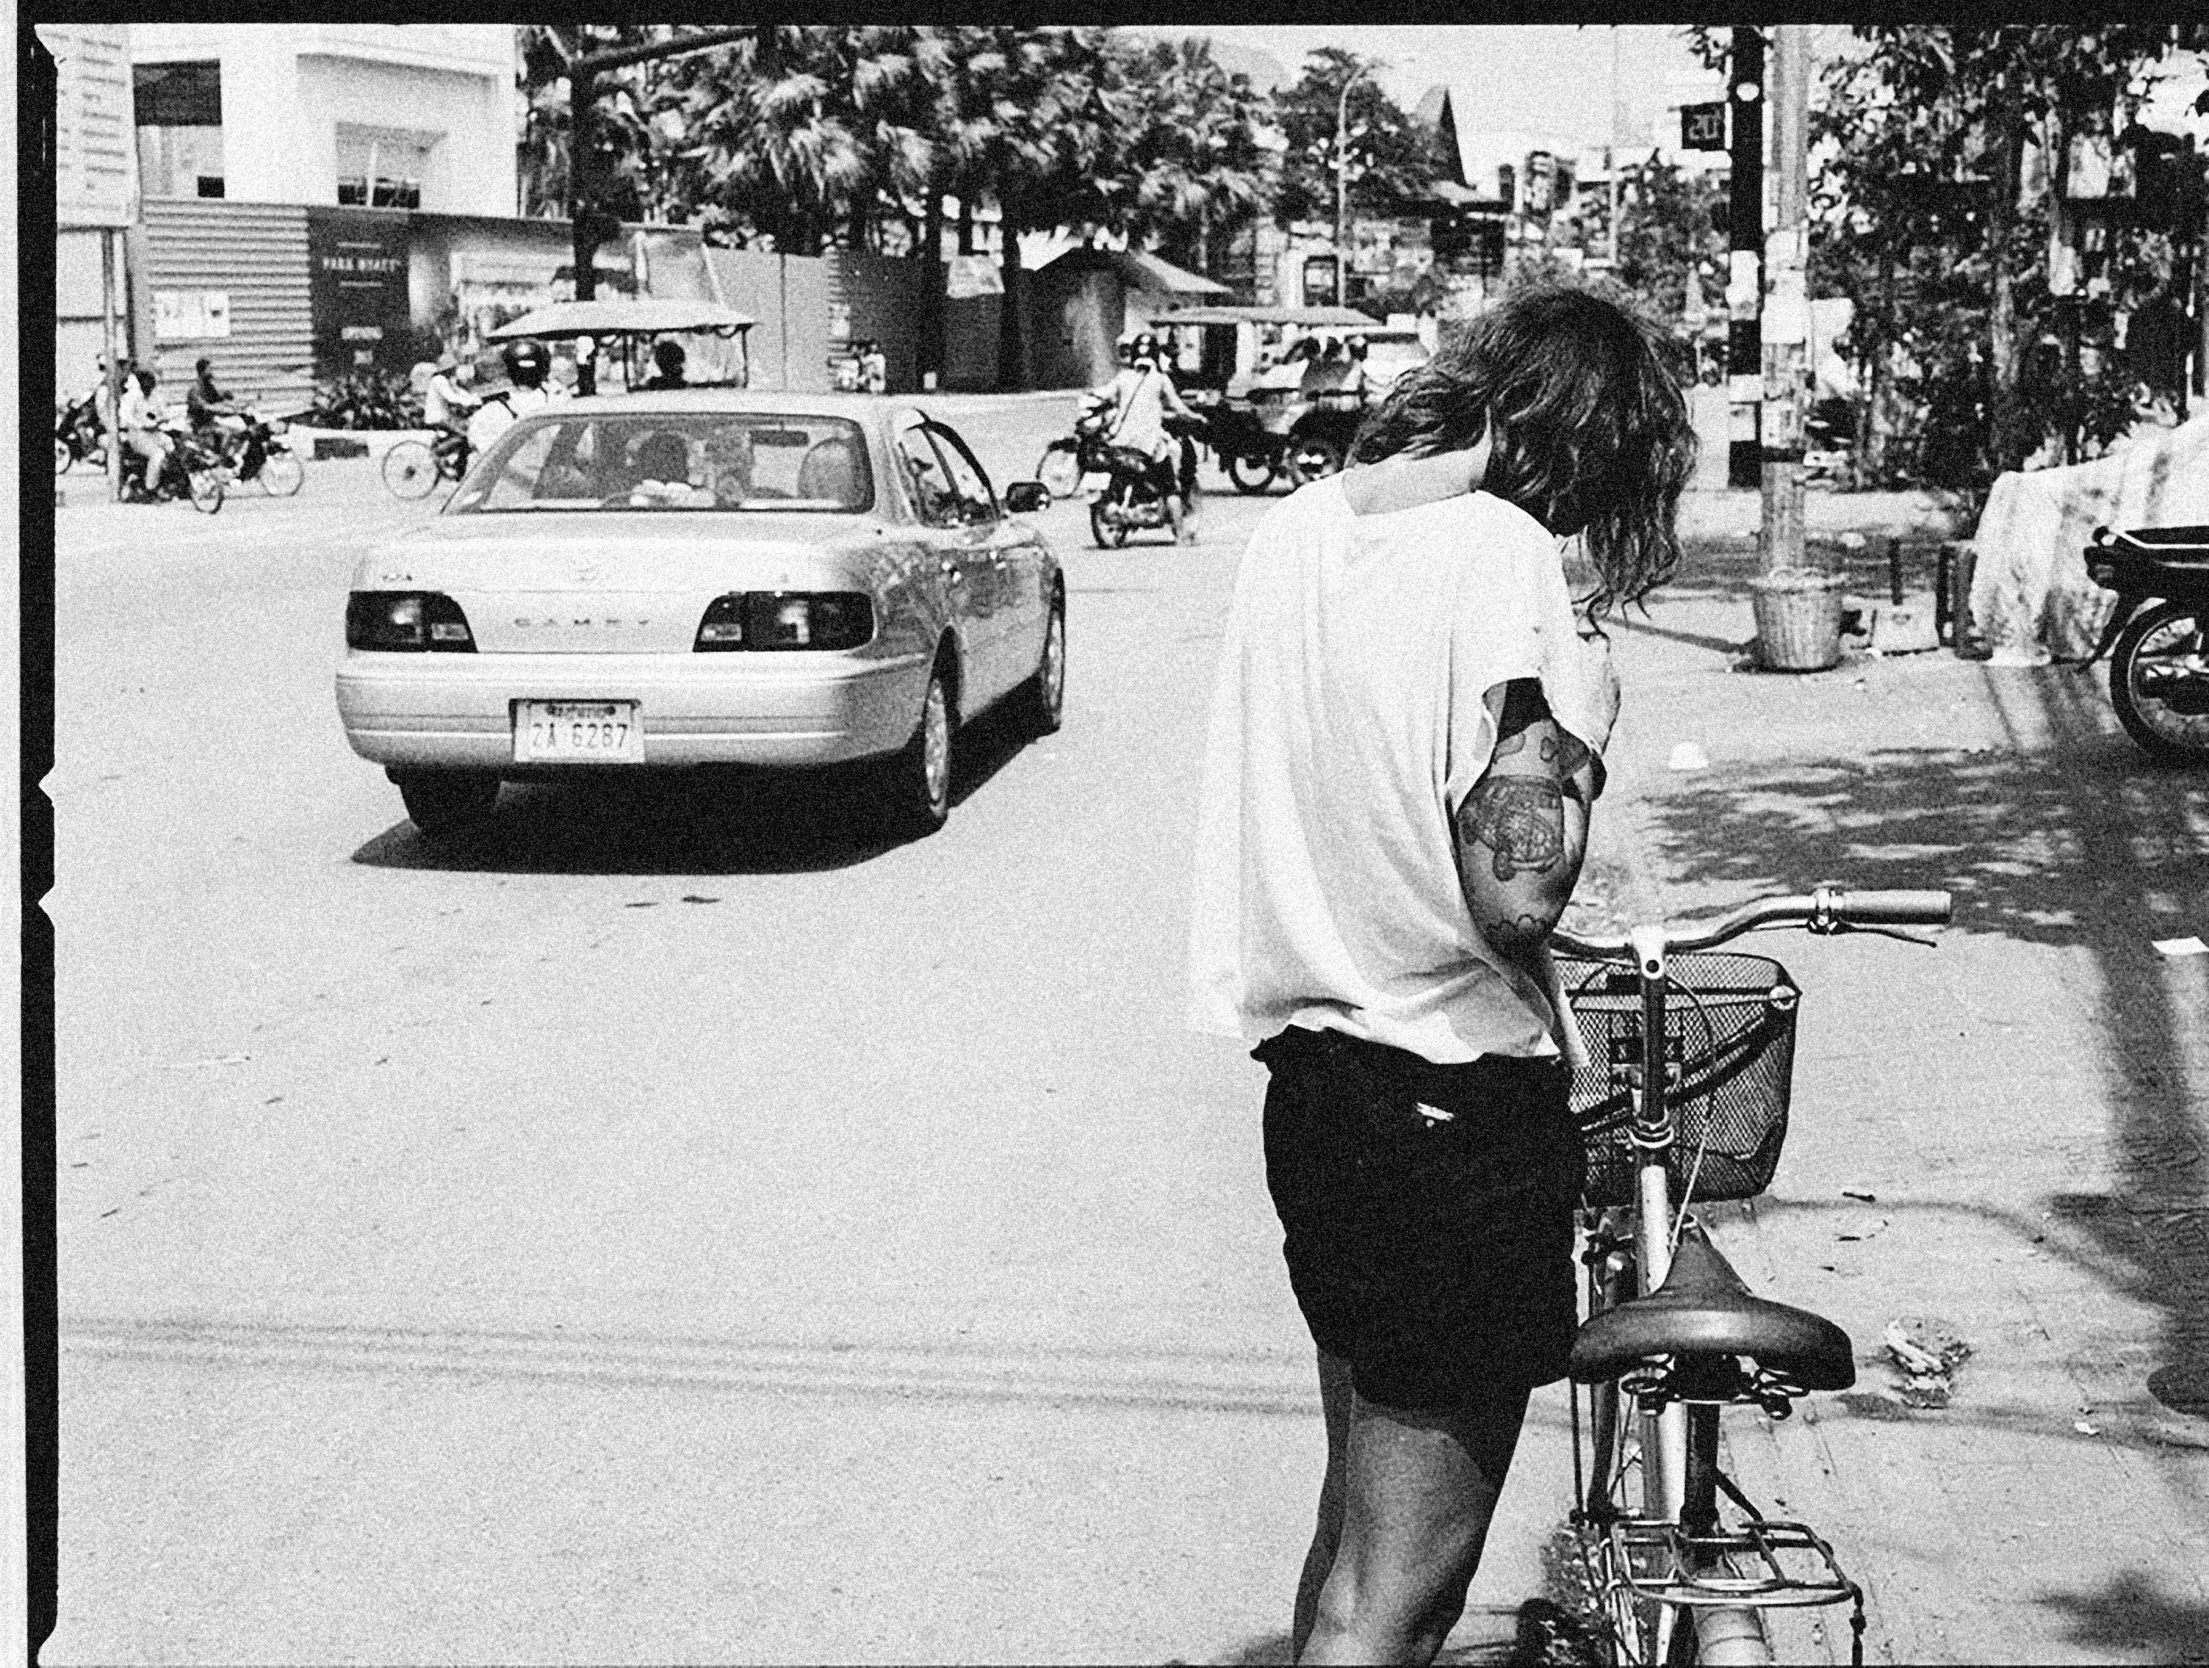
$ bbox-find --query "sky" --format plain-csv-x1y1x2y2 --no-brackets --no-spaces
1133,24,1722,149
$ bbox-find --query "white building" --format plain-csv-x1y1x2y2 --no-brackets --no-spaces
128,24,518,217
38,24,139,402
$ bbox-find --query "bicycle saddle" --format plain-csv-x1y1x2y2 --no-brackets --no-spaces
1570,1235,1855,1391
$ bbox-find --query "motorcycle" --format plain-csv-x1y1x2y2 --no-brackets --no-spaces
2084,523,2209,761
121,418,227,513
55,393,108,475
1038,399,1185,547
218,409,305,496
1204,384,1370,493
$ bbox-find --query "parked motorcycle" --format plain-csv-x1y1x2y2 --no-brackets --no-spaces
55,393,107,475
2084,523,2209,761
121,419,227,513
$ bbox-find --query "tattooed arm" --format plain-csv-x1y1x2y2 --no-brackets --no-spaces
1453,678,1602,962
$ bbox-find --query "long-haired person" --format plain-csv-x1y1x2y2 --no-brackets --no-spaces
1189,285,1694,1665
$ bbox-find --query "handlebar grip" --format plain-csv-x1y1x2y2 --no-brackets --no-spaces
1830,888,1952,926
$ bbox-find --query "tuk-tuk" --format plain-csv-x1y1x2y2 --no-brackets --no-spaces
1146,304,1427,492
487,297,756,393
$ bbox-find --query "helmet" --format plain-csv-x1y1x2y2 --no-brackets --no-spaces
501,338,550,387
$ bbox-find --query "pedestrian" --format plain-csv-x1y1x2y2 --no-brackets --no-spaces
119,367,174,499
639,338,689,391
1187,285,1693,1665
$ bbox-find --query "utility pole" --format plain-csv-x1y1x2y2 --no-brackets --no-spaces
1726,26,1765,490
1760,24,1810,575
1334,65,1368,309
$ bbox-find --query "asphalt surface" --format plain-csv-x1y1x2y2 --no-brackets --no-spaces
46,407,2209,1664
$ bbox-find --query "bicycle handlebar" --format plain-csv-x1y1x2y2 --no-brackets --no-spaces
1552,887,1952,960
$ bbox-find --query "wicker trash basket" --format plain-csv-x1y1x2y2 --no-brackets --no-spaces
1750,570,1848,671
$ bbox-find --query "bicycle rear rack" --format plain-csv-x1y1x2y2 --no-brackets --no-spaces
1574,1505,1868,1665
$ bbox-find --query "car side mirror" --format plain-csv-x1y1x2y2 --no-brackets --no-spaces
1004,480,1051,514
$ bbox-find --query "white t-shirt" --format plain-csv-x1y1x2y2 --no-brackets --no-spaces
466,383,559,454
1187,476,1608,1064
1097,366,1173,460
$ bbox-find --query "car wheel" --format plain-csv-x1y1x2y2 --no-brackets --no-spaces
56,440,73,477
259,450,306,497
878,656,955,838
1013,585,1067,737
188,468,226,514
381,440,440,500
393,770,501,839
1227,452,1277,494
1289,436,1344,481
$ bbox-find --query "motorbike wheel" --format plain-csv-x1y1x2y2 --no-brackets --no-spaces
1090,498,1126,550
258,450,306,497
2110,599,2209,762
1289,436,1344,481
56,439,73,476
187,466,226,514
1227,452,1279,494
1037,447,1081,500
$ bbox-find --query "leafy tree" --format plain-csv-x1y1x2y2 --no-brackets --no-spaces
1614,160,1730,355
1105,37,1274,279
1270,48,1446,232
517,25,669,221
1807,25,2206,492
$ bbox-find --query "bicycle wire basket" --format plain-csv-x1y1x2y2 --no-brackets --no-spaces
1560,952,1800,1206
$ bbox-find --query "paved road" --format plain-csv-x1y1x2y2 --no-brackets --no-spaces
50,403,1479,1665
52,409,2209,1665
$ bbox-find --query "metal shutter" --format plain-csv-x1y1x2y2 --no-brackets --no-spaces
141,199,316,415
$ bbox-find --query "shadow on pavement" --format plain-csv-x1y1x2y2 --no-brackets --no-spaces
2034,1568,2209,1663
346,703,1039,876
1633,657,2209,1472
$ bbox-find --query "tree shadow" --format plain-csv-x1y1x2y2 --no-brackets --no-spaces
347,702,1041,877
2034,1568,2209,1663
1634,656,2209,1449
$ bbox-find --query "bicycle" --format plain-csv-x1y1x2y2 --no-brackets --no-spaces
380,393,508,502
1551,885,1953,1666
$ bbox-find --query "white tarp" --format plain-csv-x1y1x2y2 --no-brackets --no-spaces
1969,413,2209,663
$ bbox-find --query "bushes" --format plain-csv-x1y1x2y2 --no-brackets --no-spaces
299,370,425,430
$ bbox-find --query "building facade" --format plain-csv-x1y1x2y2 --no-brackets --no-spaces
128,25,518,218
40,23,138,401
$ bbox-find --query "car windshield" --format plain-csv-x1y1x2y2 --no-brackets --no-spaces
450,413,875,514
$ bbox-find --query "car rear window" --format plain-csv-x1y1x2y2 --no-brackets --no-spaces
451,414,874,514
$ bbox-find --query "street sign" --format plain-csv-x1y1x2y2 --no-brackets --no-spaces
1681,103,1727,152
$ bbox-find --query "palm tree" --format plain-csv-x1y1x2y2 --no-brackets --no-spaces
1108,37,1274,280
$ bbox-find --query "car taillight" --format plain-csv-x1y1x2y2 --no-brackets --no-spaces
693,592,874,652
347,591,476,652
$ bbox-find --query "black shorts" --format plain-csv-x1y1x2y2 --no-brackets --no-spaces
1255,1025,1585,1409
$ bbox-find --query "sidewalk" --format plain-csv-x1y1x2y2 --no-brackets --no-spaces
1444,536,2209,1663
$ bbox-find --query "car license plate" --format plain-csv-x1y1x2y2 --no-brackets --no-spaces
514,700,644,763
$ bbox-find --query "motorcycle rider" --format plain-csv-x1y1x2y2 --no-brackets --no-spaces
119,367,175,500
1092,330,1198,543
186,356,248,461
468,338,560,457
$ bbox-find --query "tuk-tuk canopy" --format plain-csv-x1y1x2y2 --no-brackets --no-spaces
488,298,756,341
1149,305,1382,331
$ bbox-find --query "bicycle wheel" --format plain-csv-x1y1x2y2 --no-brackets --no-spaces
381,439,440,500
258,450,306,497
187,467,225,515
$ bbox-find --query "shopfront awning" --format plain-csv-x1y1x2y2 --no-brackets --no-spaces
489,297,755,340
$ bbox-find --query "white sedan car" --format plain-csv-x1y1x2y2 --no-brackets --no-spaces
336,392,1065,839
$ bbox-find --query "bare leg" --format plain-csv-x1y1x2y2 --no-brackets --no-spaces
1296,1370,1530,1666
1292,1348,1356,1659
